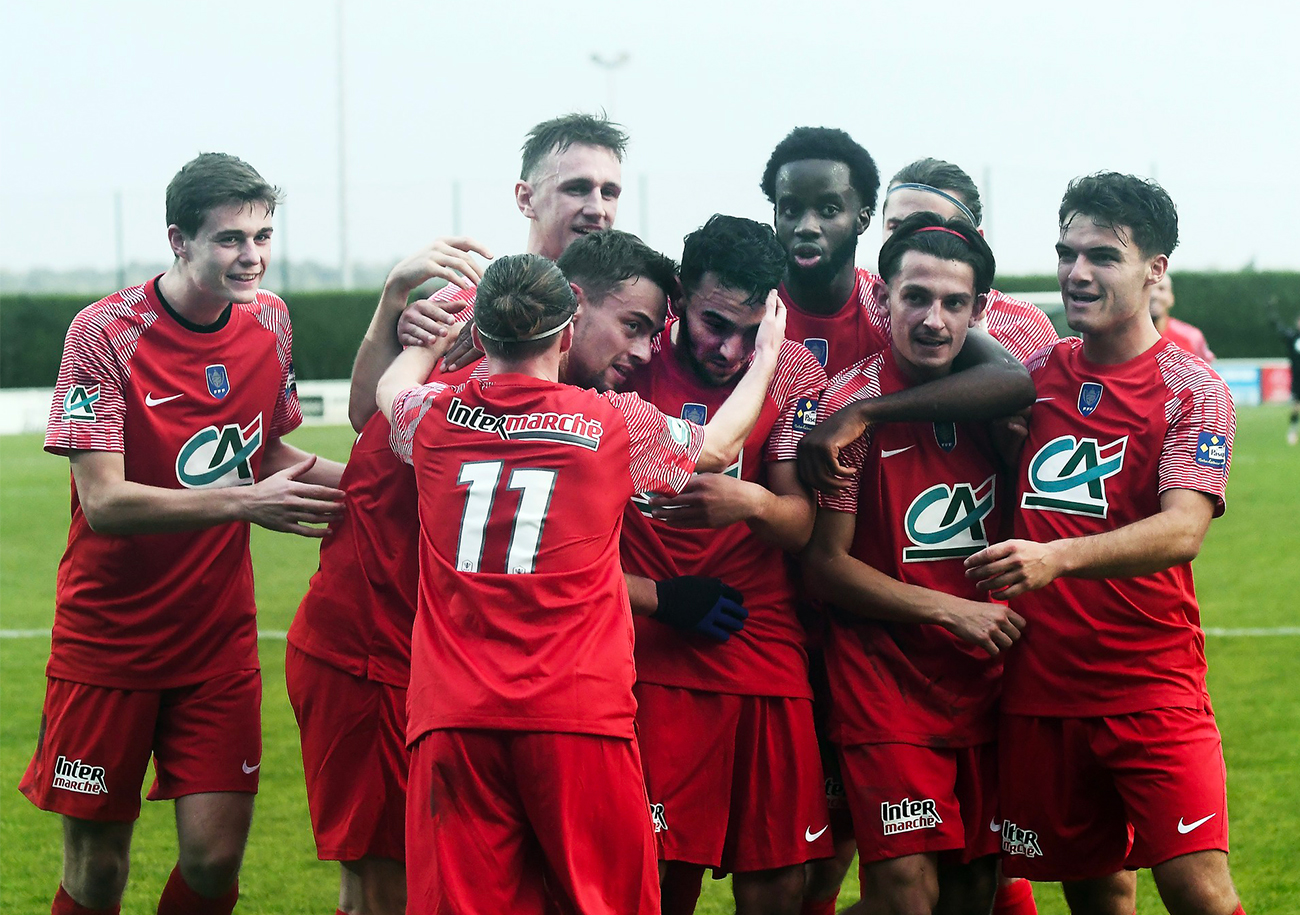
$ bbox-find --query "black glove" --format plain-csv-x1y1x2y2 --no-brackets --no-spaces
653,576,747,642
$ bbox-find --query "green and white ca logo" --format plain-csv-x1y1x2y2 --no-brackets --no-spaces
63,384,100,422
903,475,996,562
1022,434,1127,518
175,414,263,489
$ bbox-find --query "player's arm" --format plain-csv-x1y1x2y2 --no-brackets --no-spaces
624,572,747,642
348,238,490,430
695,292,787,472
375,343,443,423
798,330,1035,493
964,488,1215,599
261,436,345,489
649,461,814,553
802,508,1025,656
70,449,345,538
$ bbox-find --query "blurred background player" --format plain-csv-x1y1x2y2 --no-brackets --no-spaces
619,214,831,915
378,253,786,915
22,153,346,915
966,173,1246,915
1265,297,1300,444
1150,274,1215,362
803,214,1026,915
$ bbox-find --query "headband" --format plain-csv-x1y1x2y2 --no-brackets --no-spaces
475,313,574,344
887,182,979,227
913,226,973,245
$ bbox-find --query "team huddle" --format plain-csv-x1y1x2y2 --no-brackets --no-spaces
25,114,1246,915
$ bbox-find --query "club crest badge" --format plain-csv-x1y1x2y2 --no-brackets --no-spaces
933,421,957,452
206,364,230,400
803,338,829,368
681,403,708,425
1077,382,1103,416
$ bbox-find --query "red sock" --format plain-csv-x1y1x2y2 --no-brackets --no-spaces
155,866,238,915
52,885,120,915
992,877,1038,915
801,896,838,915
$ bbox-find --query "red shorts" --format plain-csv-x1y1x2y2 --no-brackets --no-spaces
839,741,999,866
285,645,408,863
808,647,854,843
406,728,659,915
634,684,832,873
20,671,261,822
999,708,1230,881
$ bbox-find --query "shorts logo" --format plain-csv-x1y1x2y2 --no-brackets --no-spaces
52,755,107,795
933,421,957,452
903,475,996,562
1194,432,1228,469
681,403,708,426
803,338,829,367
1077,382,1103,416
1001,821,1043,857
825,776,848,810
793,397,818,432
206,364,231,400
62,384,100,423
650,803,668,833
1022,434,1127,518
175,414,263,489
880,796,942,835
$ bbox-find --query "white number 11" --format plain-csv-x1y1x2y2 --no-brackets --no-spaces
455,460,557,574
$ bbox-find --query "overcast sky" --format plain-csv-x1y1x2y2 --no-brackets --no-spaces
3,0,1298,281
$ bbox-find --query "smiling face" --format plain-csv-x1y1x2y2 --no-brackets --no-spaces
883,251,985,380
564,276,668,392
169,201,273,308
1056,212,1166,338
678,272,766,387
773,159,867,289
517,143,622,260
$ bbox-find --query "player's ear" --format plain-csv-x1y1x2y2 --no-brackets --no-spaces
558,323,574,354
167,224,187,260
868,274,890,315
971,293,988,325
856,207,872,236
515,180,535,219
470,324,484,352
1146,254,1169,289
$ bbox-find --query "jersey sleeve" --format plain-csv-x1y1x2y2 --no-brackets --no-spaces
248,292,303,439
605,391,704,497
815,362,879,514
45,307,129,456
388,381,451,465
985,292,1060,363
765,341,830,462
1157,355,1236,516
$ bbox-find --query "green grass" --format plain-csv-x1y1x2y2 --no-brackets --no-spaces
2,410,1298,913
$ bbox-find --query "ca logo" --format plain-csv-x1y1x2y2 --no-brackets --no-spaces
1022,434,1126,518
903,475,996,562
175,414,263,489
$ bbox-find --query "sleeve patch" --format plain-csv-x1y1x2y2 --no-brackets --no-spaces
1194,431,1228,468
62,383,101,422
665,415,693,446
793,397,818,432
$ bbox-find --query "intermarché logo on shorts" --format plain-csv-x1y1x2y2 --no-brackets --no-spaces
880,796,942,835
52,755,108,795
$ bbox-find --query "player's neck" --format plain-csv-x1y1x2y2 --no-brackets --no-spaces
486,352,561,382
1153,314,1169,334
158,266,232,326
1082,314,1163,365
525,227,563,262
782,265,856,316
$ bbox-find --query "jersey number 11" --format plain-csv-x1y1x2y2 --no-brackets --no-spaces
455,460,557,574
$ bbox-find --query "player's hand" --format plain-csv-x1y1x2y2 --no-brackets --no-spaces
441,320,486,372
988,406,1032,470
964,539,1060,598
935,594,1026,656
753,289,787,367
385,237,492,301
647,473,758,529
398,299,468,348
797,403,868,494
244,455,346,537
653,576,748,642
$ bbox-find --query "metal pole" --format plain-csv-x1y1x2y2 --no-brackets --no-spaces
337,0,351,289
114,189,125,289
589,52,630,120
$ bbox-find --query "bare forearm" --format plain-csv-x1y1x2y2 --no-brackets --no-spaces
78,477,252,535
376,345,441,422
802,545,951,625
263,439,344,489
1048,512,1207,581
745,486,815,552
625,573,658,617
349,282,411,430
861,365,1034,424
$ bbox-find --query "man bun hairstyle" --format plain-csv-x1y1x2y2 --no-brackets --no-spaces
760,126,880,216
1058,172,1179,257
878,212,996,297
888,158,983,227
557,230,680,310
166,153,282,238
475,254,578,359
680,215,786,305
520,112,629,181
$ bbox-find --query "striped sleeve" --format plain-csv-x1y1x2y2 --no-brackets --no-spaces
816,358,882,514
431,282,478,320
1155,346,1236,516
984,291,1060,363
246,291,303,439
766,340,830,461
388,381,451,465
606,391,704,497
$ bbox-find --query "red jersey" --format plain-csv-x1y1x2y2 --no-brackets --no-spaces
1162,316,1215,363
1002,338,1235,717
390,374,704,742
44,278,300,689
818,350,1006,746
620,324,828,699
286,286,477,687
780,268,889,377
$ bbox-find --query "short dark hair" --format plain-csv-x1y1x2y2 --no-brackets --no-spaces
165,153,282,238
760,127,880,216
1058,172,1179,257
889,158,983,227
520,113,629,181
878,212,996,297
475,254,578,360
680,215,786,305
557,230,680,309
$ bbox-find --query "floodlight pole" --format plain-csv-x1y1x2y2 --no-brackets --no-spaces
589,52,630,119
337,0,352,289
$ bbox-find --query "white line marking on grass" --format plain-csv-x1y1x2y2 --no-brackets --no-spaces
1204,627,1300,637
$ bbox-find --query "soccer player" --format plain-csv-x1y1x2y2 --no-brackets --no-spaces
802,213,1025,915
377,253,787,915
1150,275,1216,362
22,153,346,915
965,173,1245,915
618,214,831,915
285,229,684,915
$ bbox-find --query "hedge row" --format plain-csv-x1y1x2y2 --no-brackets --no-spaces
3,272,1297,388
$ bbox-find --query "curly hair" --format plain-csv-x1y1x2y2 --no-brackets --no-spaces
760,127,880,216
680,215,786,305
557,230,679,308
1059,172,1179,257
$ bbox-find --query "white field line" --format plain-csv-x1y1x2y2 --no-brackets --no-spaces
3,627,1300,639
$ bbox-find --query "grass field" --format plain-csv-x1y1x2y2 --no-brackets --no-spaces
2,407,1298,913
